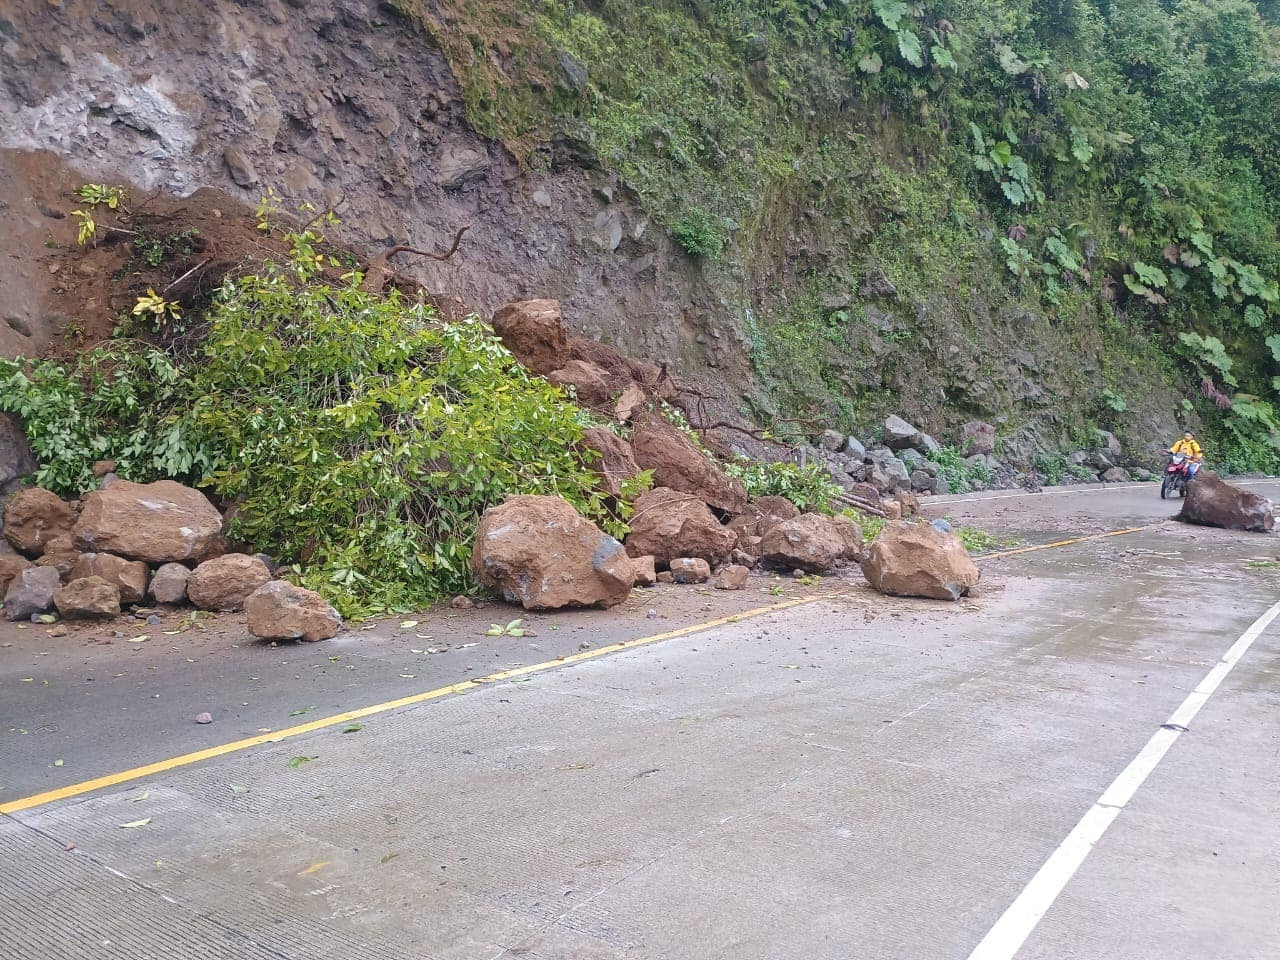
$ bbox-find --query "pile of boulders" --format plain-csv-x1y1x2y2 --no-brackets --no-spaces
1,477,341,642
796,415,975,497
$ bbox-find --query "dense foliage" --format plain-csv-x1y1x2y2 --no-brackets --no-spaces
415,0,1280,468
1,268,609,617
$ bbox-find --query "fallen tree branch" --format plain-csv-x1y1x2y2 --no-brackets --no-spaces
360,225,471,293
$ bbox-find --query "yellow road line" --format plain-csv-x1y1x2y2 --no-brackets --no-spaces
0,595,817,816
977,524,1153,562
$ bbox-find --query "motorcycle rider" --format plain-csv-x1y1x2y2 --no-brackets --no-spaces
1168,431,1204,478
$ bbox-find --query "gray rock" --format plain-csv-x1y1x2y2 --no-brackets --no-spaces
818,429,844,451
910,469,934,493
883,415,920,451
1096,430,1123,458
531,189,553,209
930,519,953,534
149,562,191,604
4,565,61,621
842,436,866,460
914,433,942,455
557,50,589,92
929,476,951,496
899,449,925,470
1085,449,1115,471
223,145,259,188
0,413,35,489
956,421,996,456
1101,466,1131,483
669,557,711,584
435,144,490,190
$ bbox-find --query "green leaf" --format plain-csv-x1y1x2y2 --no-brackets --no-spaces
229,784,250,795
872,0,908,31
288,756,314,769
1244,304,1265,328
1266,334,1280,364
341,724,363,734
930,45,956,71
1132,261,1167,289
857,52,883,74
118,818,151,829
896,29,923,67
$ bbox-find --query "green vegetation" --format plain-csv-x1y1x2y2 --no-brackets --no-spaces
725,459,843,511
413,0,1280,468
931,444,993,493
1,241,616,617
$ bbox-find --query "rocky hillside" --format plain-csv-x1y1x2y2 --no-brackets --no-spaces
4,0,1280,471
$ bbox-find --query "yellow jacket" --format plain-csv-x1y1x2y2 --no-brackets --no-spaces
1171,438,1203,460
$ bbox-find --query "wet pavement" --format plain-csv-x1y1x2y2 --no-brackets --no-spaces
2,480,1279,959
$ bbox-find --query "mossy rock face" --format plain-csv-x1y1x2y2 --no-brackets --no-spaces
411,0,1280,468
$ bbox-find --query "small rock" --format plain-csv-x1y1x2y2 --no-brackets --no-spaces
842,437,867,460
54,576,121,620
35,536,81,580
632,555,658,587
669,557,711,584
224,145,260,188
70,553,149,605
49,624,69,637
646,608,658,619
451,595,476,610
195,712,213,724
146,614,162,625
4,565,62,620
656,571,675,584
149,563,191,604
818,429,844,451
930,519,953,534
714,564,750,590
578,641,591,650
792,568,807,578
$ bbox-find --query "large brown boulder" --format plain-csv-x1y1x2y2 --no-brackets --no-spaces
245,580,342,642
3,565,61,620
1179,472,1275,532
70,553,149,605
580,427,641,497
860,521,980,601
759,513,859,574
491,300,570,375
187,553,273,612
624,487,736,567
728,496,802,542
630,417,747,515
74,479,224,564
471,495,635,610
3,488,75,557
569,338,676,401
548,360,614,406
55,576,121,620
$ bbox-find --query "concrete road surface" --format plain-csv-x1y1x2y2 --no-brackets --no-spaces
3,480,1280,959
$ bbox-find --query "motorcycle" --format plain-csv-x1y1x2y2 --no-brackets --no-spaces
1160,451,1194,499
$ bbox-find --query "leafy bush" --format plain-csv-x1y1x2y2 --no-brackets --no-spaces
931,444,993,494
0,345,213,496
671,208,726,259
724,459,841,511
187,270,607,616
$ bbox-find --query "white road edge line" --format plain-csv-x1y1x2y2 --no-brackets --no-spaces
939,477,1280,506
966,599,1280,960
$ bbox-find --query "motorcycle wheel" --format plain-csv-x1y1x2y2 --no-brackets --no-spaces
1161,475,1174,500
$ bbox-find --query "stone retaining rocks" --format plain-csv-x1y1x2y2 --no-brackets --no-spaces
471,495,635,609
